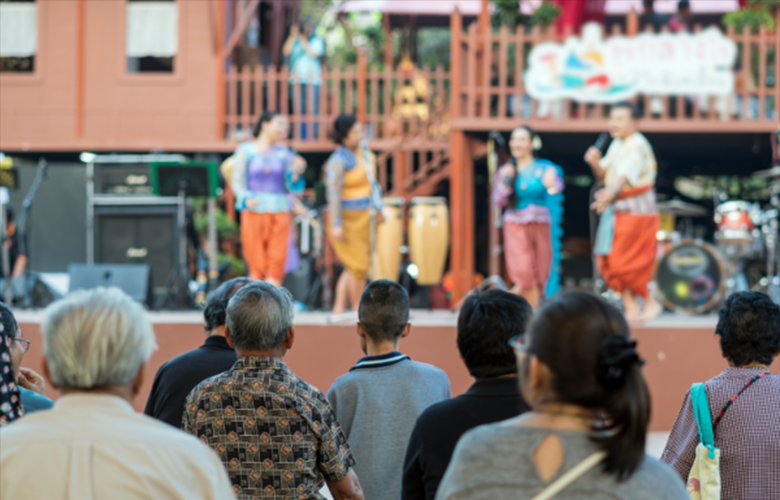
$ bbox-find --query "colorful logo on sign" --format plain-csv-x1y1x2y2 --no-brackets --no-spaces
524,23,737,103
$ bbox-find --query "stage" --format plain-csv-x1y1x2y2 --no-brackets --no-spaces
14,309,778,433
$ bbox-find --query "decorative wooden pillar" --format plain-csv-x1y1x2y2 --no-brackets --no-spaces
216,0,226,140
449,130,475,303
357,48,367,124
382,14,393,68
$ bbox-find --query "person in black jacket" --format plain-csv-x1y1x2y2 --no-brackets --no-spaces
144,277,249,427
402,289,532,500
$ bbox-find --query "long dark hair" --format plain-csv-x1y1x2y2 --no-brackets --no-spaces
527,291,650,481
253,111,280,138
332,114,357,145
506,125,536,209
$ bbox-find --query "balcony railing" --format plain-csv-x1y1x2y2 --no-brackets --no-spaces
223,10,780,145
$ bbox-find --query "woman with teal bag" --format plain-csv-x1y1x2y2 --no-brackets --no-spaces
493,126,564,308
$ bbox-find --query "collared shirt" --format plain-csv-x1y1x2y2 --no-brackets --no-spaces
402,377,529,500
144,335,237,428
662,368,780,500
0,394,236,500
599,132,657,191
183,357,355,500
328,352,451,500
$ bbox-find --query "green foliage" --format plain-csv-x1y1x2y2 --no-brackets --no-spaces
219,252,247,277
723,0,779,32
190,197,239,242
417,28,451,68
529,1,562,28
491,0,526,31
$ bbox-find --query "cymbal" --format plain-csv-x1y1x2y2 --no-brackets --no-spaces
657,199,709,217
752,166,780,178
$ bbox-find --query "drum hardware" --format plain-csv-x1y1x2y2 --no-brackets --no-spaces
751,166,780,178
657,199,709,217
408,196,450,286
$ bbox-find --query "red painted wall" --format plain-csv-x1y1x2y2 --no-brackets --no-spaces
0,0,223,152
18,320,779,431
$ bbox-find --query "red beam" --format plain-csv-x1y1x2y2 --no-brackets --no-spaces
449,130,474,303
223,0,261,56
75,0,85,139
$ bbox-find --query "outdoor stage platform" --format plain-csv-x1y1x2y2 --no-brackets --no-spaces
14,310,779,432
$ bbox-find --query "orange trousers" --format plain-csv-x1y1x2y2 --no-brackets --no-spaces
597,212,659,298
240,211,291,281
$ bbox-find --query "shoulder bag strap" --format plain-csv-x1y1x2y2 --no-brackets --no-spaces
712,372,766,430
530,451,608,500
690,382,717,459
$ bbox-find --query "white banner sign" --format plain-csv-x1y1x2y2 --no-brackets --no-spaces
524,23,737,103
0,3,38,58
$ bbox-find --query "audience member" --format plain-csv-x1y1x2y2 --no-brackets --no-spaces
669,0,692,32
437,292,689,500
145,277,249,427
283,20,324,139
402,289,532,500
641,0,670,32
0,287,236,499
184,281,363,500
327,279,450,500
662,291,780,498
0,307,22,426
1,302,53,413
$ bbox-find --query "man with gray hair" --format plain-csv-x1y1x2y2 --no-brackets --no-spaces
183,281,364,500
0,287,236,500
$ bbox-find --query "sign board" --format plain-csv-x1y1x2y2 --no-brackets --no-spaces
524,23,737,103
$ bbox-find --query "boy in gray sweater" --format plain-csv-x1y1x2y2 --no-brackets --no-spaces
327,279,451,500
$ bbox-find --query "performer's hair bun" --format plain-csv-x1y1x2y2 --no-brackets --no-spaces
253,111,281,138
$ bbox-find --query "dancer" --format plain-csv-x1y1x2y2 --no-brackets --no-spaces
493,126,564,308
232,111,305,285
325,114,383,314
585,102,662,322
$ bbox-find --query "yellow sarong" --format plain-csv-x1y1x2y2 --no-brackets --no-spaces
328,210,371,280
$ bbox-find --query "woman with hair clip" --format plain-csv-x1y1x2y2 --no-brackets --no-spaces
493,126,564,308
325,114,383,314
438,291,688,500
231,111,306,285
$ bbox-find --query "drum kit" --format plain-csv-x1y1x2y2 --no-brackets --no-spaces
654,166,780,314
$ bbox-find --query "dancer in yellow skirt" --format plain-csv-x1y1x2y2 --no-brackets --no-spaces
325,114,384,313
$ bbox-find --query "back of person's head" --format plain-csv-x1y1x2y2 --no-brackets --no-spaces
528,291,649,481
42,287,157,389
203,277,251,332
358,279,410,343
226,281,294,352
457,289,531,378
715,291,780,367
5,206,15,225
0,301,19,340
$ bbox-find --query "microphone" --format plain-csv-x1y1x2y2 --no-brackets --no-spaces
593,132,610,154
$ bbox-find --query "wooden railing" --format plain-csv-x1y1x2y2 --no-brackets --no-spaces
222,55,451,150
450,8,780,132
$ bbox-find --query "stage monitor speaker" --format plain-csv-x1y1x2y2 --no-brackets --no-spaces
68,263,151,305
94,163,152,195
92,202,182,306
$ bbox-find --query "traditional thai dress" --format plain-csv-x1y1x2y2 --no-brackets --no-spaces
493,159,564,296
593,132,659,297
232,142,304,281
325,143,383,281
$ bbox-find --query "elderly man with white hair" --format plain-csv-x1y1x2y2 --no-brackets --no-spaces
0,287,236,500
183,281,364,500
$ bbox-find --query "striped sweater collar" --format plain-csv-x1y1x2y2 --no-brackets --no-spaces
350,352,410,372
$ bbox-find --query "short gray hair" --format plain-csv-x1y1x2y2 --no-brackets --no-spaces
42,287,157,389
226,281,294,351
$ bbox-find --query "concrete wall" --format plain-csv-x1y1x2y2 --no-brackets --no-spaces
16,319,779,431
0,0,222,152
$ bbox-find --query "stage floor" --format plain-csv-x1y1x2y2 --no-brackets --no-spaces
16,310,775,432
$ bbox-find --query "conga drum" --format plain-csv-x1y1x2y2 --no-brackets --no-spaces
408,197,450,285
373,197,405,281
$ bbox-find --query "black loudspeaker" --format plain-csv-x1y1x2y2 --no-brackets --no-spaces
68,263,152,305
94,164,152,195
93,203,181,304
282,257,316,303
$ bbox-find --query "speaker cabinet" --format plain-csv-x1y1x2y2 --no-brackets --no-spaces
91,198,184,305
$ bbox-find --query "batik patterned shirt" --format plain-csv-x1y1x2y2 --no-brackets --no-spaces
599,132,657,190
183,357,355,500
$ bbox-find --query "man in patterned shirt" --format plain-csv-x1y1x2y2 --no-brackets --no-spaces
183,281,363,500
585,102,662,322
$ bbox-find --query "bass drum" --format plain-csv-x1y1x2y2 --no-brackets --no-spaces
654,240,727,314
